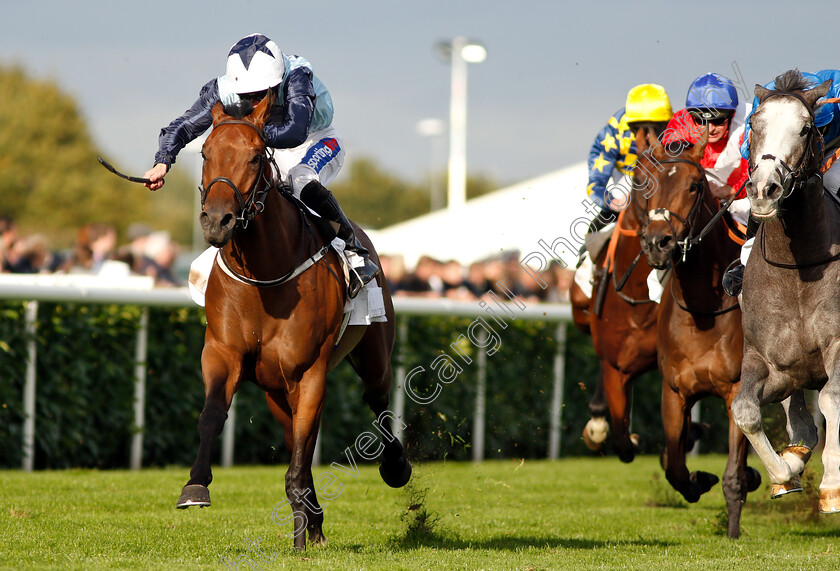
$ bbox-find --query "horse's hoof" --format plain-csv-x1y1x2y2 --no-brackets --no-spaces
780,445,812,473
746,467,762,493
176,484,211,509
380,456,412,488
689,471,719,496
308,531,328,547
819,488,840,513
583,418,609,450
770,476,802,499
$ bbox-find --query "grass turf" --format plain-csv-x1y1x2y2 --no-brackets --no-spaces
1,455,839,570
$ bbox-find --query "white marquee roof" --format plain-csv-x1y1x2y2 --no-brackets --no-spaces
368,161,592,270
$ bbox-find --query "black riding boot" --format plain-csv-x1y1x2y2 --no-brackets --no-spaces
300,180,379,298
722,216,758,297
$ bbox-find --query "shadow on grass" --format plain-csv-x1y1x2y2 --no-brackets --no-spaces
384,533,677,552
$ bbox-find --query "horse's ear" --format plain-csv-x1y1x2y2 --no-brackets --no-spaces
251,88,277,128
635,125,651,154
688,124,708,162
804,79,833,108
211,102,228,126
755,84,772,102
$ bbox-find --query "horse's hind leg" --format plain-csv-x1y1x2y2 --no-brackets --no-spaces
602,364,638,463
177,346,240,509
348,324,411,488
582,363,610,451
661,386,718,502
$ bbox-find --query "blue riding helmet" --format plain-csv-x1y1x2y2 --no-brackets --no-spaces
686,73,739,120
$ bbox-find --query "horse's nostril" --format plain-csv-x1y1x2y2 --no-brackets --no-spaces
221,213,235,230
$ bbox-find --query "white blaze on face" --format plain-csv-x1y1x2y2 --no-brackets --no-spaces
750,99,811,194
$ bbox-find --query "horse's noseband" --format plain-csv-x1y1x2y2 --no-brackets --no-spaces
199,120,278,229
640,158,706,262
748,91,823,200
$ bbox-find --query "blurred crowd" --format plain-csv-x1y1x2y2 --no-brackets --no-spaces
1,216,575,302
0,217,182,288
380,253,574,304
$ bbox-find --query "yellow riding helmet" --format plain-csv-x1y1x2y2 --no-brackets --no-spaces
624,84,673,124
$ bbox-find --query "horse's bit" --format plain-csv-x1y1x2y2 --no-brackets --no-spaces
199,120,279,229
640,157,707,262
748,90,824,201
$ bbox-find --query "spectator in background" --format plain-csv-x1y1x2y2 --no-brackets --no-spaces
143,231,181,287
440,259,475,300
398,255,443,297
1,217,19,273
7,234,62,274
59,223,130,277
379,254,408,295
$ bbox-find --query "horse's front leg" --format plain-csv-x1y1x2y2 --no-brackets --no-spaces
732,352,801,497
582,363,610,451
818,378,840,513
721,403,761,539
601,363,638,463
285,368,328,551
177,343,241,508
661,383,718,502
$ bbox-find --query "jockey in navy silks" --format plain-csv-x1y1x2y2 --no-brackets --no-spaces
721,69,840,296
573,84,673,297
144,33,378,297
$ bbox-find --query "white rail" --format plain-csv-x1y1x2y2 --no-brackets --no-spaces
0,275,572,470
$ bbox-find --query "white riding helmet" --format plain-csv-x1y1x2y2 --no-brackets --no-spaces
223,33,285,94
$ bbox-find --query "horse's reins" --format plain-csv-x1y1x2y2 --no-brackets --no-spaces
751,91,840,270
205,120,337,289
641,157,708,263
748,90,824,204
641,156,740,316
199,120,279,229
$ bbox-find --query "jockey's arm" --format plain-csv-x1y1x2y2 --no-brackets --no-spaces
145,79,218,189
262,67,316,149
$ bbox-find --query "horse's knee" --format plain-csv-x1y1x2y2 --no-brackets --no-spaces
731,395,760,434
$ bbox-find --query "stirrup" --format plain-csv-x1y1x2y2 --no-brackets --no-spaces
722,262,744,297
347,258,379,299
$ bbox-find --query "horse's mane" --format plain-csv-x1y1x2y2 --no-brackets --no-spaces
774,69,813,94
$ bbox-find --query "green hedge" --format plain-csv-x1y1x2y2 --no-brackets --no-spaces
0,301,737,470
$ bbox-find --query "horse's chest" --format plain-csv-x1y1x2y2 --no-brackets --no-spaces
746,299,840,379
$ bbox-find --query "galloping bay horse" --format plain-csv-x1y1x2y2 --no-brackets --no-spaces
176,90,412,550
732,71,840,513
570,125,663,462
637,134,760,538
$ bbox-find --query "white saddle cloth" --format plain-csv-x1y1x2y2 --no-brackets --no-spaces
187,239,387,326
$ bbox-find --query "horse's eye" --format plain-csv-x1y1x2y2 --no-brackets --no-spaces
200,151,206,160
799,124,811,137
250,154,261,165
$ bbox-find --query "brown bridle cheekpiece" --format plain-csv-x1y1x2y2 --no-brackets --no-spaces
199,120,278,229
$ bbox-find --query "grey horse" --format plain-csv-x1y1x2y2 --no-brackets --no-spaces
732,70,840,513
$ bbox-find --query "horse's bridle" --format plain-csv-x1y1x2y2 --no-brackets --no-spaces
748,90,824,202
639,157,708,263
199,119,279,229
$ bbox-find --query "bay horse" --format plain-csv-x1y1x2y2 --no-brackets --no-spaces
570,126,662,462
732,70,840,513
637,133,761,538
175,90,412,550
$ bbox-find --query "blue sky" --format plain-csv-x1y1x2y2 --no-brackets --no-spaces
3,0,838,188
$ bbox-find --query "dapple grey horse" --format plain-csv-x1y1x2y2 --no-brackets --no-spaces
732,70,840,513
